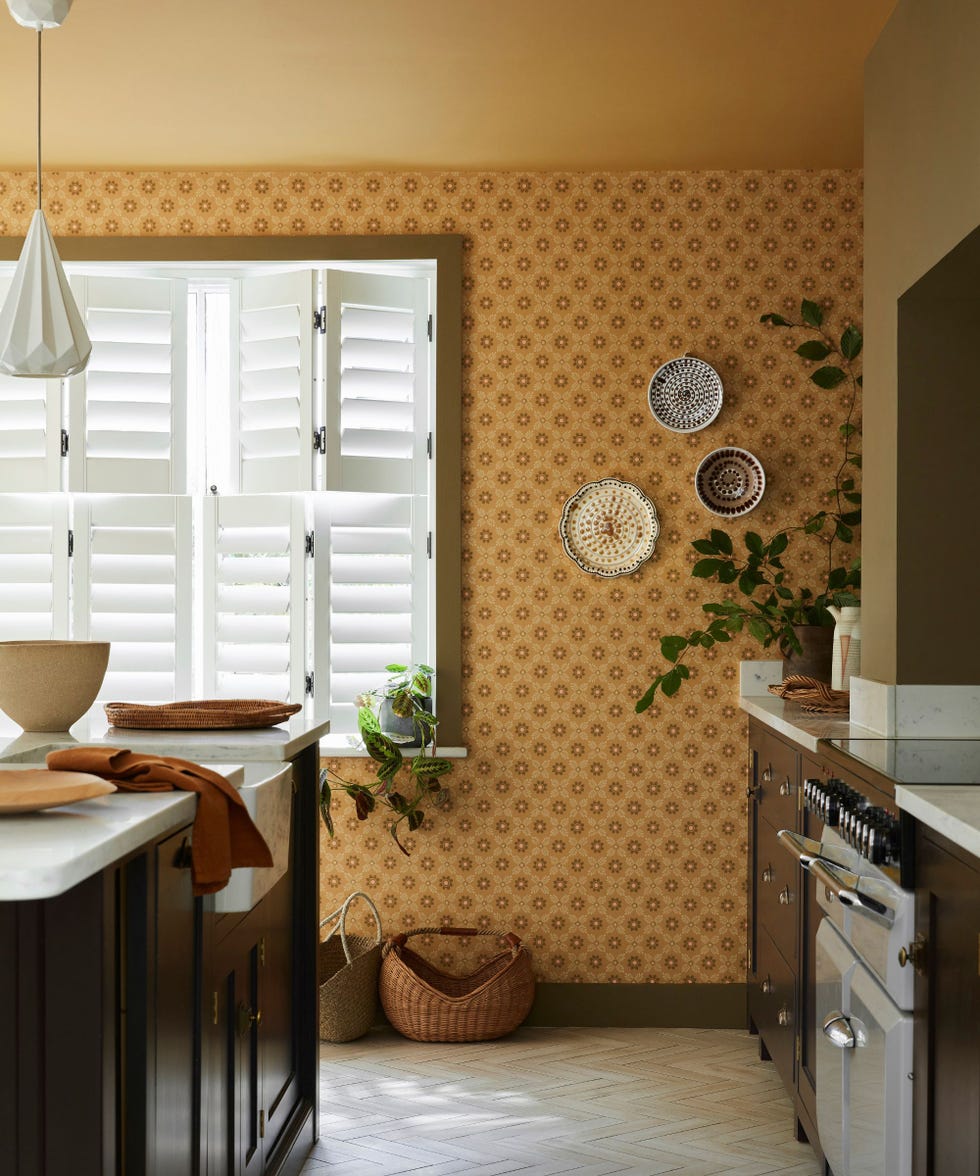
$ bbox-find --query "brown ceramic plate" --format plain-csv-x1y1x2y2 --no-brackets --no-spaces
0,770,116,814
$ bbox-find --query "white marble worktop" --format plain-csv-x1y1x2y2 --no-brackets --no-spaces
0,763,244,901
895,785,980,861
0,711,329,765
738,661,880,752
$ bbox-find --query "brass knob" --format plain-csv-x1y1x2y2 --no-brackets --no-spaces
236,1003,262,1036
762,866,774,884
761,976,774,995
777,1006,792,1028
898,938,925,970
778,886,794,906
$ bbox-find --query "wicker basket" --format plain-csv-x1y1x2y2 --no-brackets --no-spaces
104,699,302,730
318,892,383,1043
379,926,536,1043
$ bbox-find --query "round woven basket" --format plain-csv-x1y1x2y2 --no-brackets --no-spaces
380,927,536,1043
318,892,383,1043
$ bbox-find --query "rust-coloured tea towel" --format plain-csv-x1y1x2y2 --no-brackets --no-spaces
45,746,273,896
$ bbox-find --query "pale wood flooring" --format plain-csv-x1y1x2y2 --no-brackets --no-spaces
301,1027,822,1175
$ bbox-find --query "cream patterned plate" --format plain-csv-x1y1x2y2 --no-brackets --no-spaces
559,479,659,577
647,354,723,433
695,447,766,516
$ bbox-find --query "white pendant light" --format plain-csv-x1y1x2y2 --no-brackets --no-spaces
0,0,90,378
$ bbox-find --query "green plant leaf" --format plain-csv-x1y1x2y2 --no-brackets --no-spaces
376,752,403,784
677,664,691,679
717,563,739,584
804,512,827,534
635,678,662,712
363,728,398,764
835,521,854,543
841,478,855,492
660,635,688,663
410,669,431,695
760,312,792,326
747,617,772,644
769,532,789,557
839,422,857,438
385,663,408,673
407,810,425,832
840,324,863,360
801,299,824,327
691,538,719,555
796,340,832,361
660,668,683,697
692,558,721,579
709,529,733,555
849,454,863,468
844,492,862,505
412,756,452,780
358,706,381,734
744,531,764,556
811,366,847,389
726,614,744,633
318,771,335,838
353,789,376,821
840,510,862,526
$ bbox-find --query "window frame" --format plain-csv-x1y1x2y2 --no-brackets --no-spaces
0,234,464,746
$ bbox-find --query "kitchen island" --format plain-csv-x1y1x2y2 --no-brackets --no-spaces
0,712,328,1176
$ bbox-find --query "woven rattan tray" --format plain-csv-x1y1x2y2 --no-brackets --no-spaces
104,699,302,730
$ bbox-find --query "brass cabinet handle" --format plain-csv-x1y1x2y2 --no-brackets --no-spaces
761,976,774,995
762,766,773,783
762,866,774,884
778,886,794,906
779,779,793,797
777,1006,792,1028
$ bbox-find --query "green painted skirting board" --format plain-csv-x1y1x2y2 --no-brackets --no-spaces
524,983,748,1028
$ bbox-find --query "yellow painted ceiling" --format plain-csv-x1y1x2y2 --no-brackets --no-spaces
0,0,896,170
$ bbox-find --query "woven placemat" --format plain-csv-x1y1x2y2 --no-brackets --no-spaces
105,699,302,730
767,675,850,714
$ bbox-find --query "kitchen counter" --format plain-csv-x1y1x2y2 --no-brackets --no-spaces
895,785,980,860
0,763,244,901
739,660,880,752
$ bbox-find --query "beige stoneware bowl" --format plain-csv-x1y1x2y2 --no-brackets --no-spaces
0,640,110,731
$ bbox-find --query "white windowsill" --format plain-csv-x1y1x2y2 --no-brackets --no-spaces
318,736,468,759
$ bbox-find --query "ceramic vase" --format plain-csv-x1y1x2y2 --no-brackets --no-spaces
828,605,861,691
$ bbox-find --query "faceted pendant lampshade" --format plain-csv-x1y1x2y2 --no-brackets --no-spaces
5,0,74,29
0,209,91,378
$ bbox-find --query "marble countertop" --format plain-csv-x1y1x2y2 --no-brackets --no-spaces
895,785,980,861
0,710,330,765
738,660,879,752
0,763,244,901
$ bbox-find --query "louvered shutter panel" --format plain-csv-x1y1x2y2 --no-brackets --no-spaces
324,271,429,494
0,275,62,492
71,496,192,702
67,275,188,493
317,491,428,734
203,495,308,704
0,494,69,640
232,271,316,493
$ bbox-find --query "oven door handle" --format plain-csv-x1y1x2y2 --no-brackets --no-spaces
809,858,896,927
822,1010,857,1050
776,829,824,868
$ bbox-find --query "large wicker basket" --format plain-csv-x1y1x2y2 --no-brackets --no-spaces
379,926,535,1043
318,892,383,1043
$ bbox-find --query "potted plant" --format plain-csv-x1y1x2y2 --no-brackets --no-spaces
319,663,452,854
636,298,862,710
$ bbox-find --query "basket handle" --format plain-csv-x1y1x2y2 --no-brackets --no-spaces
385,926,522,955
319,891,383,964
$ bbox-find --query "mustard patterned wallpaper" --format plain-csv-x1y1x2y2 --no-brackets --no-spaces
0,168,862,983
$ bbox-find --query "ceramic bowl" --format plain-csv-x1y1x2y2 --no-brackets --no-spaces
0,640,110,731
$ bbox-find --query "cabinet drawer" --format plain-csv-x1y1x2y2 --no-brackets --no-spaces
755,729,799,832
755,817,799,965
751,927,797,1096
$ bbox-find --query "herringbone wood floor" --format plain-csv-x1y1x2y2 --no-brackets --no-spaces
301,1027,822,1175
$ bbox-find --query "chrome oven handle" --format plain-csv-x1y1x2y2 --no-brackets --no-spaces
822,1011,856,1050
775,828,823,868
809,858,896,927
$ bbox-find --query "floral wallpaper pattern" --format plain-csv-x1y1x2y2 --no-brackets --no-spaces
0,167,863,983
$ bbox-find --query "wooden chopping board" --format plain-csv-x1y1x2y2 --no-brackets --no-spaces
0,770,117,814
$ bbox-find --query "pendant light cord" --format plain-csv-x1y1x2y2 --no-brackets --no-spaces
35,30,42,211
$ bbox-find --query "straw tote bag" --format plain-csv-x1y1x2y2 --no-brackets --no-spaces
318,892,383,1043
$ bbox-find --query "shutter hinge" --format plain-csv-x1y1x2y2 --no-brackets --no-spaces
313,425,326,454
426,431,433,460
305,672,314,697
67,529,74,558
60,428,69,457
313,305,326,334
426,531,432,560
212,991,219,1027
304,530,315,556
259,1108,266,1139
426,313,433,342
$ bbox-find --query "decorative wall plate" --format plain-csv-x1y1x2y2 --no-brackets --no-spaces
559,479,659,577
647,354,723,432
695,447,766,516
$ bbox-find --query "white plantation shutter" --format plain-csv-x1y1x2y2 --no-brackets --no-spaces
67,275,188,494
0,495,69,640
318,491,428,734
203,495,308,704
71,496,192,702
232,271,316,493
324,271,429,494
0,276,62,492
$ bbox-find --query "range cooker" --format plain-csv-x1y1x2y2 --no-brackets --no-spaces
777,737,980,1176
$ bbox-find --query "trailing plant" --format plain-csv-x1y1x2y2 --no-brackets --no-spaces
636,299,862,710
318,663,452,854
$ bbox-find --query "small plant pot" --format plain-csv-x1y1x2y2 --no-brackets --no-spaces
378,696,432,749
781,624,834,685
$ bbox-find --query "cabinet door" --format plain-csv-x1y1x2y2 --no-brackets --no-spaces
913,828,980,1176
259,867,301,1159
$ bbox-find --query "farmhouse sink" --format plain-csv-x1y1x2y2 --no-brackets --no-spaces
214,762,293,913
